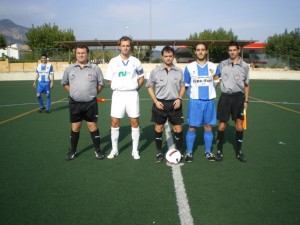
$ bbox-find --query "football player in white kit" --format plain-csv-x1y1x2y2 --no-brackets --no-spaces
106,36,145,160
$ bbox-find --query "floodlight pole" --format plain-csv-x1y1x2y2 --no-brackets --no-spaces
149,0,152,40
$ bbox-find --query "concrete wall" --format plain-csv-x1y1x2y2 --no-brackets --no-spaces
0,59,70,73
0,60,9,72
1,61,300,81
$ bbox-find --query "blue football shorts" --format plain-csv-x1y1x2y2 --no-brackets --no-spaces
187,98,216,127
37,81,50,95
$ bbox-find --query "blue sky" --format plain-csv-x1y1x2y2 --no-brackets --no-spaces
1,0,299,42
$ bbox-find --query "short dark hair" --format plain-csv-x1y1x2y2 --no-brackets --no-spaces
195,42,208,50
228,40,240,49
118,36,133,47
161,46,175,56
41,54,47,58
75,44,90,53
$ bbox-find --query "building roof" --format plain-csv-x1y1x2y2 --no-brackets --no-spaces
244,42,265,49
55,39,256,49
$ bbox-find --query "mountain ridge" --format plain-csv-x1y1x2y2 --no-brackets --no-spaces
0,19,29,45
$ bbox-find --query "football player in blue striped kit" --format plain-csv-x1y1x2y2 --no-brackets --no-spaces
184,42,220,162
33,54,54,113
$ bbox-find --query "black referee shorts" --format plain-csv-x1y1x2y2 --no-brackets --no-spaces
69,97,98,123
151,99,184,125
217,93,245,122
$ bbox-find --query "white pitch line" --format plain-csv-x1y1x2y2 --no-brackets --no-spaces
0,101,68,107
165,121,175,150
164,121,194,225
1,99,300,108
0,102,37,107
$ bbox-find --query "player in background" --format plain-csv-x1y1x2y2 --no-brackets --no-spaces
61,44,105,161
106,36,145,160
215,40,250,162
146,46,185,163
184,42,220,162
33,54,54,113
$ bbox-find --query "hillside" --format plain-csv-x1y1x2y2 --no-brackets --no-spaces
0,19,29,45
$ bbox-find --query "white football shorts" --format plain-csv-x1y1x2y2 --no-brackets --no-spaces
111,90,140,118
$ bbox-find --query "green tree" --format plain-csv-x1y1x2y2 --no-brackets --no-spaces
26,23,76,59
89,49,116,63
265,28,300,70
0,34,7,49
188,27,237,62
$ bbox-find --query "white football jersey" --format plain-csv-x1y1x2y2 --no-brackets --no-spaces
106,55,144,91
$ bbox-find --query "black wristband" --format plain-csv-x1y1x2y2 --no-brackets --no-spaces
245,101,249,103
177,98,182,101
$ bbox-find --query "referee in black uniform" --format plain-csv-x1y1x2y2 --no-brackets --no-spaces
146,46,186,163
62,44,105,161
215,41,250,162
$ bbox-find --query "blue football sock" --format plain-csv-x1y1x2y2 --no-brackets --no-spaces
186,130,196,154
204,130,213,153
46,95,51,110
37,96,44,108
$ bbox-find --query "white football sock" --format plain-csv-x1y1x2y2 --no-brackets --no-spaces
131,127,140,152
111,127,119,152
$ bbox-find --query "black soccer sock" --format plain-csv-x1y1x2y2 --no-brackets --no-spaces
91,129,101,151
70,130,80,152
174,131,183,155
216,130,225,152
236,130,244,154
155,131,163,154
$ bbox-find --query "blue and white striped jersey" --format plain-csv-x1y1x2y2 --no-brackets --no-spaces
184,61,219,100
36,63,54,82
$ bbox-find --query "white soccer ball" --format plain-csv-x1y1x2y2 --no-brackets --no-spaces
166,149,182,164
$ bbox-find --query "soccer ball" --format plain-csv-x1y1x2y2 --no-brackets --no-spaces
166,149,182,164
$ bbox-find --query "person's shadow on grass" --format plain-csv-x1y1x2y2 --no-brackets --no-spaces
50,104,69,112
